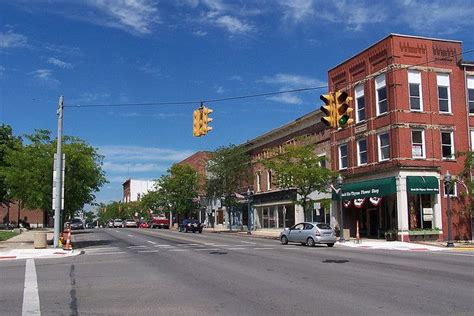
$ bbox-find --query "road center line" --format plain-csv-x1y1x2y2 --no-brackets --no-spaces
137,250,160,253
147,241,157,245
22,259,41,316
127,234,134,237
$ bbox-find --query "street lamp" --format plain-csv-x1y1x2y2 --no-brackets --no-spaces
444,171,454,248
247,188,253,235
337,174,345,243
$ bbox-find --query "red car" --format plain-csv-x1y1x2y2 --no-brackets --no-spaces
139,222,149,229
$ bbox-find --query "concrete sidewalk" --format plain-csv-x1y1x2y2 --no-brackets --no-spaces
0,229,80,261
204,227,473,251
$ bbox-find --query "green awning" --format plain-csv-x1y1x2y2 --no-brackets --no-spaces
407,176,439,194
333,177,396,200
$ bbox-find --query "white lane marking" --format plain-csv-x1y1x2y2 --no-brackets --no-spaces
137,250,160,253
204,243,215,245
252,248,274,250
212,244,230,247
86,252,127,256
127,245,147,249
147,241,157,245
115,230,120,233
240,241,257,244
168,249,189,252
194,248,220,251
155,245,173,247
227,248,246,250
127,234,134,237
22,259,41,316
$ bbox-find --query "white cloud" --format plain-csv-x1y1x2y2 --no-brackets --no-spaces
103,162,166,173
0,31,28,49
216,86,225,94
69,92,111,105
267,94,302,105
85,0,160,34
279,0,314,23
260,73,325,88
28,69,60,87
138,63,161,76
0,66,5,77
215,15,252,34
47,57,73,69
193,30,208,36
229,75,242,81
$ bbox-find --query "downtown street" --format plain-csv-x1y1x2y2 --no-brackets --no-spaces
1,229,473,316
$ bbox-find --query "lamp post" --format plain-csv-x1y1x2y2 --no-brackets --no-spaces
337,174,345,243
444,171,454,248
247,188,253,235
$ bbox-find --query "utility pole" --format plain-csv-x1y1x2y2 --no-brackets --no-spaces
53,96,64,248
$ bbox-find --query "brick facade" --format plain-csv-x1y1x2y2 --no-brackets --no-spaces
0,201,46,228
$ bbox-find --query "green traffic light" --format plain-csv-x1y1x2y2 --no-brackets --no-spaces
339,115,349,126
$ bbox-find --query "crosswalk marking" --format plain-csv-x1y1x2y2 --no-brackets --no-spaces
169,249,189,252
137,250,160,253
147,240,157,244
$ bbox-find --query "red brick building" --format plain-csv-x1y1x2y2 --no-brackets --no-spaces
0,201,45,228
329,34,473,241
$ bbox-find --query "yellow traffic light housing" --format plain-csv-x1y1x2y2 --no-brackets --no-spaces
200,106,213,135
320,93,337,128
193,109,203,137
335,91,353,128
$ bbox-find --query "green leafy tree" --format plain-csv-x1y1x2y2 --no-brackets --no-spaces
456,151,474,238
205,144,251,231
263,143,335,216
1,129,107,223
0,124,21,206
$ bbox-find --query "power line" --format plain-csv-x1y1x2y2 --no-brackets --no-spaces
64,48,474,109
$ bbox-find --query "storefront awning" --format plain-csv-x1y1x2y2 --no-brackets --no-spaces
406,176,439,194
333,177,396,200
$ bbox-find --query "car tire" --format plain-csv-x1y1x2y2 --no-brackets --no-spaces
327,243,334,247
281,235,288,245
307,237,315,247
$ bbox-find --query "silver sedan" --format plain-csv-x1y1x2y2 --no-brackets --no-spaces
280,222,336,247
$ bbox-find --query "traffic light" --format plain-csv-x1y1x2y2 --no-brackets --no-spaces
320,93,337,128
200,106,213,135
193,109,203,137
335,91,353,128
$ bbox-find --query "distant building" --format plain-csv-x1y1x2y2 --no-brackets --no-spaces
0,201,45,228
122,179,158,203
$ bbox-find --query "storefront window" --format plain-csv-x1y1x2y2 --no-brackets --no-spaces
408,194,433,229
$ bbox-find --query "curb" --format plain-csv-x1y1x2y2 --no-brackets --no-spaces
0,249,82,261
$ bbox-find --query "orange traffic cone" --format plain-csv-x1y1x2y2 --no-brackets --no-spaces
63,229,73,251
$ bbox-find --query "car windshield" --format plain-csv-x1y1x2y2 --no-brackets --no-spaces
71,219,82,223
316,223,332,230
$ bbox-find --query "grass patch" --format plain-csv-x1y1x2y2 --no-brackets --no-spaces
0,231,18,241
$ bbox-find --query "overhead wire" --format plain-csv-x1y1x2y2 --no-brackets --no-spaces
64,48,474,109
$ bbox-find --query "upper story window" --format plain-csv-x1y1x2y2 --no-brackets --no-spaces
437,73,451,113
468,76,474,114
357,139,368,166
355,84,365,122
266,170,272,191
375,74,388,115
411,129,425,159
318,154,327,168
441,131,455,160
378,132,390,161
408,70,422,111
256,172,261,192
444,180,457,197
339,144,348,170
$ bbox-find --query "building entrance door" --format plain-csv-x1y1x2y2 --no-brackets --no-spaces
368,208,379,238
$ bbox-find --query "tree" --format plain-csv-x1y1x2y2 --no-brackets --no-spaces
1,129,107,223
205,144,251,231
263,143,335,216
0,124,21,206
456,151,474,238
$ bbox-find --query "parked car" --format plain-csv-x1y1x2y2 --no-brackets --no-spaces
123,219,138,228
150,216,169,229
139,221,149,229
113,218,123,228
107,220,114,228
280,222,336,247
179,219,203,233
70,218,85,230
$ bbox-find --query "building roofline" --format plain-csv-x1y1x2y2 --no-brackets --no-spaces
460,60,474,67
329,33,462,72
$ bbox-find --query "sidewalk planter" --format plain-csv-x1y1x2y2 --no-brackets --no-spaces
384,229,398,241
408,229,441,241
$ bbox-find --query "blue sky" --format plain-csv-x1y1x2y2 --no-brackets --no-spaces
2,0,474,205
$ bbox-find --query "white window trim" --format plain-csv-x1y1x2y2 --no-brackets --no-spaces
317,153,327,168
408,70,423,112
378,132,390,162
437,73,451,113
355,84,365,123
256,172,261,192
339,144,348,170
375,74,387,116
443,181,457,197
357,138,368,166
441,130,455,160
266,170,272,191
411,129,426,159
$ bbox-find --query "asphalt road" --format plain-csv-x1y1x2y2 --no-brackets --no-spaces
1,228,473,316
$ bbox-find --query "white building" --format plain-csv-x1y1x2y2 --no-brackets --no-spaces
122,179,158,203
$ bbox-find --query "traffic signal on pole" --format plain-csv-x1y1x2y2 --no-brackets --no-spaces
200,106,213,135
193,109,203,137
320,93,337,128
335,91,353,128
